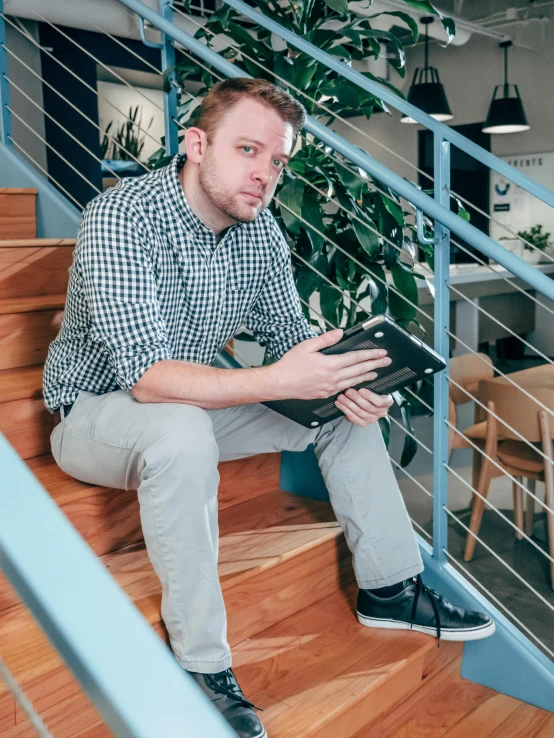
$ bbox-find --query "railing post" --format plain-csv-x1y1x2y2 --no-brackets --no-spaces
0,0,12,147
159,0,179,158
432,134,451,564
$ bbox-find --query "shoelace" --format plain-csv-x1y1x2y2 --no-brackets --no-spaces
409,575,445,647
204,670,264,712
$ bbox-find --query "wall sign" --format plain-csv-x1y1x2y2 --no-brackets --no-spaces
490,152,554,243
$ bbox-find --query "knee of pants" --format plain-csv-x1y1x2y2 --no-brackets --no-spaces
141,404,220,479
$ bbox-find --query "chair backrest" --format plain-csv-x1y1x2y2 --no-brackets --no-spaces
449,353,494,406
478,377,554,443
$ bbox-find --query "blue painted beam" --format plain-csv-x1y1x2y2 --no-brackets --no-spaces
432,135,451,566
0,142,80,237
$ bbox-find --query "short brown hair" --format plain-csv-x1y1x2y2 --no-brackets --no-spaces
193,78,306,143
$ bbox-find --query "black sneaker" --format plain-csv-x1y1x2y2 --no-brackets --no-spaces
357,575,495,644
189,668,266,738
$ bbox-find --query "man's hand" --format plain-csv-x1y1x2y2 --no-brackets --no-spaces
335,388,393,427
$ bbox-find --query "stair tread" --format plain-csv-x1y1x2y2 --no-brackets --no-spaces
231,582,435,738
0,467,342,680
0,365,44,403
0,238,76,248
0,189,38,195
0,295,65,314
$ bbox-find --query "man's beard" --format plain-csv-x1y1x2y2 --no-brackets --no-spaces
198,151,264,223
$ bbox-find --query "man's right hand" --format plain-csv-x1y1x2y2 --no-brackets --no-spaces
270,329,392,401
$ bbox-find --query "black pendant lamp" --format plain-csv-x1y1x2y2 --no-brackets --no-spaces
401,17,453,124
482,40,529,134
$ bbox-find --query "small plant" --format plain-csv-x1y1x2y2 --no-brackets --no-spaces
101,106,154,162
517,224,551,252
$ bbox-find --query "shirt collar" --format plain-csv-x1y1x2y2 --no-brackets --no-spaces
162,153,212,237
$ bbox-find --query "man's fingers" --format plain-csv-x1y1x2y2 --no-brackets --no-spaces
331,348,388,368
337,356,392,381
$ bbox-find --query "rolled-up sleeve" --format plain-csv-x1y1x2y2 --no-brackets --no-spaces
244,221,317,362
78,198,172,391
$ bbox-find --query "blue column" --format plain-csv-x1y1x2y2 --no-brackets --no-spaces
0,0,12,147
160,0,179,158
432,134,451,564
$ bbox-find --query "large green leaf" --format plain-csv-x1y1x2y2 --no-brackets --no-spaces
278,179,305,235
324,0,348,16
399,0,456,44
353,215,380,259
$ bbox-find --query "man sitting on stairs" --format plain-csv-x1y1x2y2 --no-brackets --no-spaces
43,78,495,738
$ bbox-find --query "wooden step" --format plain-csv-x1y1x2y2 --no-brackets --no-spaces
353,642,554,738
0,239,75,248
0,190,37,240
0,467,352,733
0,295,65,315
0,297,64,371
0,241,74,299
0,366,52,459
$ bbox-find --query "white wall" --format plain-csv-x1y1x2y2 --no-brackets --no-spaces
5,18,47,172
97,81,166,161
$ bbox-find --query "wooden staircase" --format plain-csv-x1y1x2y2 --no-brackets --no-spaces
1,193,553,738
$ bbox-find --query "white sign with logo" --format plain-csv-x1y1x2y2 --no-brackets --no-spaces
490,152,554,244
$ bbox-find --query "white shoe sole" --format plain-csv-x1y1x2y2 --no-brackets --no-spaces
357,612,496,641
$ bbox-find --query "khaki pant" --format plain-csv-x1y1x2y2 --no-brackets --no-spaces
50,389,423,673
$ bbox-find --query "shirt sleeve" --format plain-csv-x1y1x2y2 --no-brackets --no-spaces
78,196,172,392
243,218,318,362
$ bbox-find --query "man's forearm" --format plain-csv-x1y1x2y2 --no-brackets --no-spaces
131,358,283,409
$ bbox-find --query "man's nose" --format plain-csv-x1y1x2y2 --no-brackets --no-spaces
252,161,272,185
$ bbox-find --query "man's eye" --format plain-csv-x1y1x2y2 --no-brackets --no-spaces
242,146,254,154
273,160,284,168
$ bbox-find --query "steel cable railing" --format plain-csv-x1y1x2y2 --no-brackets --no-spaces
448,234,554,321
447,186,554,263
444,550,554,660
7,137,84,210
2,45,148,175
0,11,164,151
6,106,103,196
6,77,122,182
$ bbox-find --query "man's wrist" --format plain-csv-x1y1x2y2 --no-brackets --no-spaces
253,362,286,402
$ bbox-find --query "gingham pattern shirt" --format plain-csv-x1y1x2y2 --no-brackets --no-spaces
43,153,317,413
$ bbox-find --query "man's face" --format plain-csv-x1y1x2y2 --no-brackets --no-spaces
196,97,294,223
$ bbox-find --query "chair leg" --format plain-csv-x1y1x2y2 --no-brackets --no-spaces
525,479,536,537
469,447,482,508
512,476,524,541
464,459,494,562
543,477,554,592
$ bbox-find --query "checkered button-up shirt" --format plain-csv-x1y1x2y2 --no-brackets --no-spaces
43,153,317,413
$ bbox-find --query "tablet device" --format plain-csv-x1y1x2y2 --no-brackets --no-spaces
262,315,446,429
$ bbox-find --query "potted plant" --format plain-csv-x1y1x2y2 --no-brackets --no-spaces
516,224,552,265
101,105,154,177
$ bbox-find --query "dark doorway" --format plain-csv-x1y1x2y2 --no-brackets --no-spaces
418,123,491,264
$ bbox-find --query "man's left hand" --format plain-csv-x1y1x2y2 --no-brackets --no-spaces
335,388,393,427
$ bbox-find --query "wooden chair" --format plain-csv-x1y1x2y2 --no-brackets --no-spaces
462,378,554,590
448,353,494,493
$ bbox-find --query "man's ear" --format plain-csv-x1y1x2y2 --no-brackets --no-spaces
184,126,207,164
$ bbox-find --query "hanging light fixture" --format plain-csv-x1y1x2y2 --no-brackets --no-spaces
482,40,529,134
401,17,453,124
